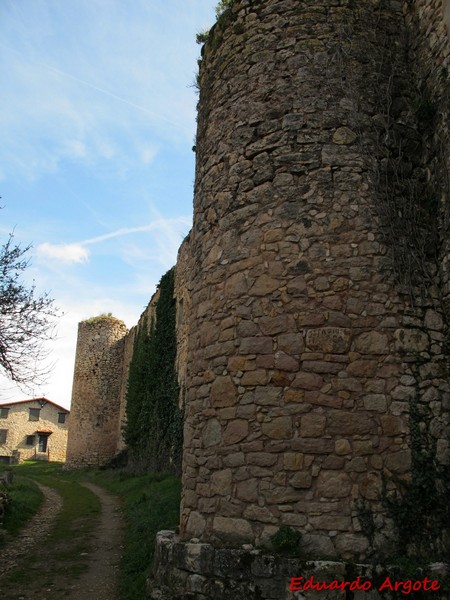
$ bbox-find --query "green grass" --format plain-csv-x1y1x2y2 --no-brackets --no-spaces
1,476,44,539
6,461,182,600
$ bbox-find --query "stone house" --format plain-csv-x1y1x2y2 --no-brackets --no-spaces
0,398,70,464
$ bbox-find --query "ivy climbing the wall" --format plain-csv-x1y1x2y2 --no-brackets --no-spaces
124,268,182,474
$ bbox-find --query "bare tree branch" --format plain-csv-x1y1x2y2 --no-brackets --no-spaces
0,230,59,391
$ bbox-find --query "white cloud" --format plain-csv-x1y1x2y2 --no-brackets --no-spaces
37,242,90,264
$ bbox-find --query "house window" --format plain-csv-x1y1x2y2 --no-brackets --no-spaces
29,408,40,421
38,434,48,453
26,435,35,446
58,413,67,424
0,429,8,444
0,407,9,419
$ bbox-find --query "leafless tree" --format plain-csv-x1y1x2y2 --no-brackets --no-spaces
0,231,59,391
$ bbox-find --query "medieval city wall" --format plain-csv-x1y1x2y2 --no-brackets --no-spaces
65,316,128,468
115,289,161,452
174,236,194,406
177,0,449,562
67,0,449,593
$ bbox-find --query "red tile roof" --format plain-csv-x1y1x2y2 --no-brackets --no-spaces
0,397,69,413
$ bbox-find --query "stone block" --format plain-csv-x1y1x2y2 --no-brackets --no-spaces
346,360,378,377
292,372,323,389
302,360,342,374
284,452,304,470
211,469,233,497
264,486,300,504
236,320,260,337
384,450,411,473
380,415,406,436
224,272,247,298
236,479,259,502
424,309,444,331
335,439,351,455
210,376,237,408
241,370,268,386
185,511,206,538
278,332,305,354
335,534,369,559
327,411,376,436
274,350,299,371
223,419,249,444
244,505,278,523
228,355,256,371
250,275,280,296
363,394,387,412
394,329,429,352
262,416,293,439
240,336,273,354
292,439,334,454
184,542,214,575
259,315,294,336
247,452,278,467
251,554,277,577
310,515,351,530
255,386,282,405
289,472,312,489
354,332,389,355
316,471,352,498
203,419,222,447
333,126,357,144
222,452,245,467
300,414,326,437
322,456,345,469
359,474,381,500
301,534,336,558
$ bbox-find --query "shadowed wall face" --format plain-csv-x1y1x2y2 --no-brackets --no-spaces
180,0,449,561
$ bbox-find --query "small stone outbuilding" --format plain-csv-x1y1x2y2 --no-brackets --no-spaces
0,397,70,464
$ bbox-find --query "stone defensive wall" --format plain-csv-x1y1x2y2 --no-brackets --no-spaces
67,0,449,594
66,315,128,468
175,0,449,567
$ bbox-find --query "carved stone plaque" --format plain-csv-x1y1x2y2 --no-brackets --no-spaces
306,327,352,353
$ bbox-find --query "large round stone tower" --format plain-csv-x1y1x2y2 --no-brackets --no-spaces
178,0,449,563
66,315,128,468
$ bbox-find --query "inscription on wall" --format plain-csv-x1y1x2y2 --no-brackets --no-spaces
306,327,352,353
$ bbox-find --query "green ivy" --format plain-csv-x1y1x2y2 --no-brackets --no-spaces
270,525,302,557
124,268,182,474
382,395,450,561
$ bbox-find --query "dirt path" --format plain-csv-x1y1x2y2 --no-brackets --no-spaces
65,483,124,600
0,481,124,600
0,482,63,579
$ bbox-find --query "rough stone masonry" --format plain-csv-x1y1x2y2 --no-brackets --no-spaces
177,0,450,563
67,0,449,596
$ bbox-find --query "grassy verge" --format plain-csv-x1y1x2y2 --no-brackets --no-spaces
0,476,44,542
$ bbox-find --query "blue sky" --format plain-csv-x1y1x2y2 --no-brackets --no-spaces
0,0,216,408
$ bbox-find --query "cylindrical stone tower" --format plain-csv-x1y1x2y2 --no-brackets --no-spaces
66,315,128,468
180,0,448,562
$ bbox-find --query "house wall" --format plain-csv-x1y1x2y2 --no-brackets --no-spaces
0,399,69,463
